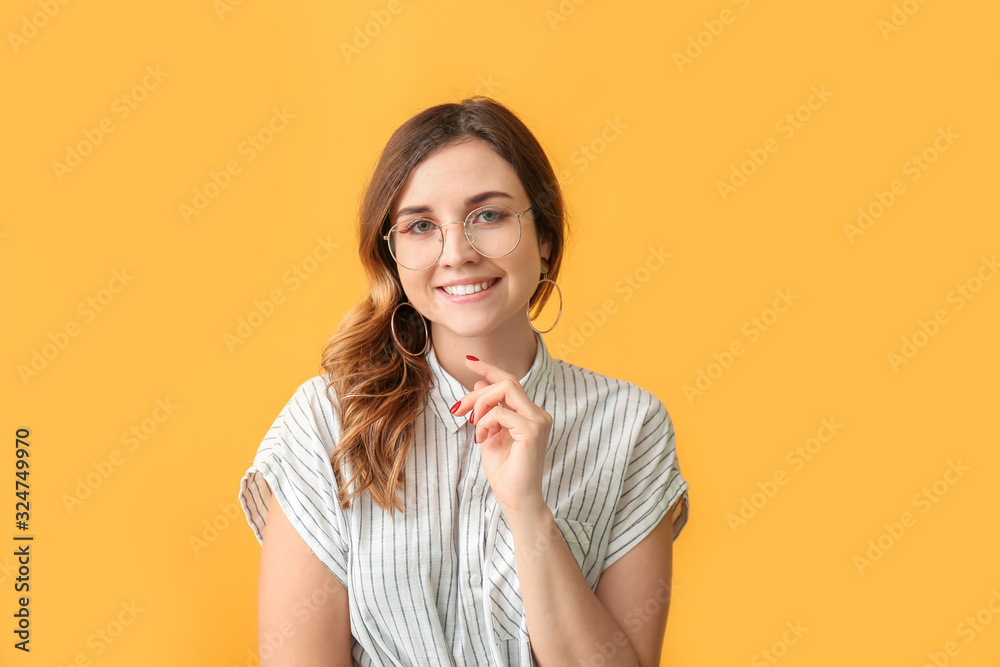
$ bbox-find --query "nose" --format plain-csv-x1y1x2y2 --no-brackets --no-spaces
437,220,480,267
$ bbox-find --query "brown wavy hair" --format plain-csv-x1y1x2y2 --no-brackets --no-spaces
319,96,568,514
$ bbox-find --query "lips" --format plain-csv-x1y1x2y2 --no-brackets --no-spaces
440,278,499,296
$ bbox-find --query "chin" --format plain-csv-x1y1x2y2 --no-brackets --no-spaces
433,320,495,340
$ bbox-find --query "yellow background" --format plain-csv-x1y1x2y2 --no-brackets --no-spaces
3,0,998,664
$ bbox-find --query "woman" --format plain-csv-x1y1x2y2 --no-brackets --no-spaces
238,96,689,666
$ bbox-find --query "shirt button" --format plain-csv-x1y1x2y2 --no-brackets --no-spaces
472,484,483,497
470,574,482,586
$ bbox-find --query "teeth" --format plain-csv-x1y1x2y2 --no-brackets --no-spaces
443,278,497,296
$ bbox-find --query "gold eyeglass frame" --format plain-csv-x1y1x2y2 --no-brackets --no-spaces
383,204,530,271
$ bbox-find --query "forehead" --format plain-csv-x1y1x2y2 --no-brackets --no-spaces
391,139,526,216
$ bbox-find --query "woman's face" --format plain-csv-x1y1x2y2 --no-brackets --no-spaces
389,137,551,342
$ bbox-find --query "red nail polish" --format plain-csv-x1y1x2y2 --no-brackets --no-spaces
466,355,479,361
450,401,461,414
469,409,475,423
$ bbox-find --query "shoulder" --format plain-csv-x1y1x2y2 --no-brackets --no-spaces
267,373,342,457
284,373,334,399
280,374,339,414
548,356,669,422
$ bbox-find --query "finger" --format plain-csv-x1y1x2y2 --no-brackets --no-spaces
469,377,535,421
474,404,529,443
454,378,503,417
477,424,504,445
473,422,494,444
464,356,519,384
450,380,493,418
475,418,503,445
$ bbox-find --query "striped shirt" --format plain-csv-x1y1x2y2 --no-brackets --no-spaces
238,330,689,666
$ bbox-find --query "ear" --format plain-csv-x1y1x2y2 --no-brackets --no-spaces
539,237,552,265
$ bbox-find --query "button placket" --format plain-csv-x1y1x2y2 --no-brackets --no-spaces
466,432,487,589
457,428,489,639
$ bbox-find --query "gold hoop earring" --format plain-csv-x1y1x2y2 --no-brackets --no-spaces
390,301,430,358
528,267,562,334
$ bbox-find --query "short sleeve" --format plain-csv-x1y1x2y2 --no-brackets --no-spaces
237,376,350,588
603,396,689,571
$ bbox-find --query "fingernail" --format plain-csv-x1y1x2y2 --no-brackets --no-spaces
466,355,479,361
469,409,475,424
450,401,461,414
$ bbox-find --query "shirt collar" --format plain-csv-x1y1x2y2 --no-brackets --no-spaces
425,331,554,434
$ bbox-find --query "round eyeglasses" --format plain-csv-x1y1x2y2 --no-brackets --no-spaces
383,204,528,271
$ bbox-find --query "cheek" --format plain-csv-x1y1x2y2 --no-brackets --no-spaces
506,255,541,295
396,272,426,303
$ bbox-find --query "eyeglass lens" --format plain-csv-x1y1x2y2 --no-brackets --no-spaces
388,205,521,270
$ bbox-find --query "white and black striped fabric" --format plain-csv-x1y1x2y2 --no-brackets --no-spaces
238,330,689,666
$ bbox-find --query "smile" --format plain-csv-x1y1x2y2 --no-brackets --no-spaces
440,278,499,297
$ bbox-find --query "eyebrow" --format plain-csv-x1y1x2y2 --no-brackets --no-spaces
394,191,514,220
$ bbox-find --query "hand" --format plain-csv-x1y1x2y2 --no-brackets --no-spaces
450,356,553,519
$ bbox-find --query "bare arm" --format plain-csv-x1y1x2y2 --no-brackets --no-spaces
510,495,685,667
258,492,352,667
593,496,685,667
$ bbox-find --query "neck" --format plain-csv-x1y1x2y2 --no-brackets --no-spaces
430,321,538,392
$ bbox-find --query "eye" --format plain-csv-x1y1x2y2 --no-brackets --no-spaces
400,219,436,234
471,206,511,225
